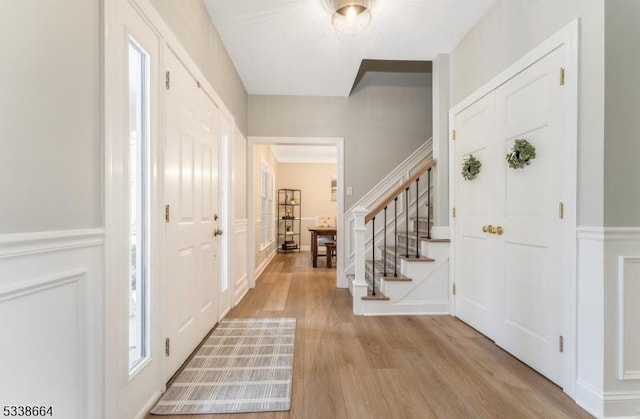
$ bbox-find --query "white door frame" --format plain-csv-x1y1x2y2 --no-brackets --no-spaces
247,137,346,288
449,19,578,396
104,0,167,417
218,111,234,320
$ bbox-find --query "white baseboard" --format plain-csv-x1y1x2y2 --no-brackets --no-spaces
575,378,603,418
134,391,161,419
604,390,640,418
234,286,249,307
362,301,450,316
255,249,277,279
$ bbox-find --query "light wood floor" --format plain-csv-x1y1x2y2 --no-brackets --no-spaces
148,251,592,419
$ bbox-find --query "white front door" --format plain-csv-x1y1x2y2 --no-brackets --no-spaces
493,46,567,385
163,49,220,381
453,44,570,387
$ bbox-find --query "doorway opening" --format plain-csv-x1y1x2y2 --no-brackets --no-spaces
247,137,345,289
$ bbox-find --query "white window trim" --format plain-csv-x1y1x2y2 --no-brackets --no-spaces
259,159,275,251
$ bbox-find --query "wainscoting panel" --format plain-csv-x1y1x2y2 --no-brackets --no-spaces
233,220,248,306
0,230,104,419
618,256,640,381
577,227,640,417
603,228,640,417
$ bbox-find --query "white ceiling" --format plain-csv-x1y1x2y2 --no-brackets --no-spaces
270,144,337,163
203,0,496,97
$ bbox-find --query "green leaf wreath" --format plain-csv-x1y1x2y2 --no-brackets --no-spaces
506,139,536,169
461,154,482,181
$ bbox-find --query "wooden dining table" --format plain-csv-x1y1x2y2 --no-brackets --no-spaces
308,227,337,268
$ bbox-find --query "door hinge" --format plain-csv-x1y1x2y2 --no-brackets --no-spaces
452,207,456,218
165,71,171,89
559,202,564,219
452,129,457,140
559,67,565,86
165,204,170,223
452,283,456,296
559,335,564,353
165,338,170,356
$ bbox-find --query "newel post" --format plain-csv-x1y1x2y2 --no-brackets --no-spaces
352,206,369,315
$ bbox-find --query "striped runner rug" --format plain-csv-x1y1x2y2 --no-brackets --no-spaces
151,318,296,415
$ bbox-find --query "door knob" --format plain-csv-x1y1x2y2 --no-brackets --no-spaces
488,225,497,234
213,228,223,237
482,225,490,233
496,226,504,235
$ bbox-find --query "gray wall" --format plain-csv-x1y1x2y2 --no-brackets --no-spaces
604,1,640,227
151,0,248,135
0,0,102,234
248,73,432,209
450,0,605,226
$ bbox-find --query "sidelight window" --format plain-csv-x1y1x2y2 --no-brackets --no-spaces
128,40,150,372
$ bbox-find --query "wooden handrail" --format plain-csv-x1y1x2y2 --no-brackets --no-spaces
365,159,436,223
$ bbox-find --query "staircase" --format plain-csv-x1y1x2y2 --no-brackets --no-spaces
347,158,451,316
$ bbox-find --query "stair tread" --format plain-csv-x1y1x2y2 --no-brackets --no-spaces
396,233,429,239
400,255,435,262
365,260,412,281
423,238,450,243
362,290,390,300
380,273,412,281
376,249,434,262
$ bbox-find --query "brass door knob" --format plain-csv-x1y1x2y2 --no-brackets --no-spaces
482,225,489,233
496,226,504,235
487,225,497,234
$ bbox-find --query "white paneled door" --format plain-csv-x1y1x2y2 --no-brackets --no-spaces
164,49,220,381
453,92,500,339
493,46,567,385
453,45,570,387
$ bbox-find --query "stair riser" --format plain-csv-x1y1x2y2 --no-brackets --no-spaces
402,259,437,279
419,241,450,261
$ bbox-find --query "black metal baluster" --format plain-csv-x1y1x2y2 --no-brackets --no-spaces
394,197,398,277
372,216,376,296
383,207,388,277
405,187,410,258
415,177,420,258
427,167,432,240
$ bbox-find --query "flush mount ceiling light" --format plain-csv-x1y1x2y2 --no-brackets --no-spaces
329,0,373,34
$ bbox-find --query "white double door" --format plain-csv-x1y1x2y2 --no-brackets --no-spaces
163,49,226,381
453,45,571,386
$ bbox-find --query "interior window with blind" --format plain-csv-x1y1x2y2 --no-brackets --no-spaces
260,161,274,249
